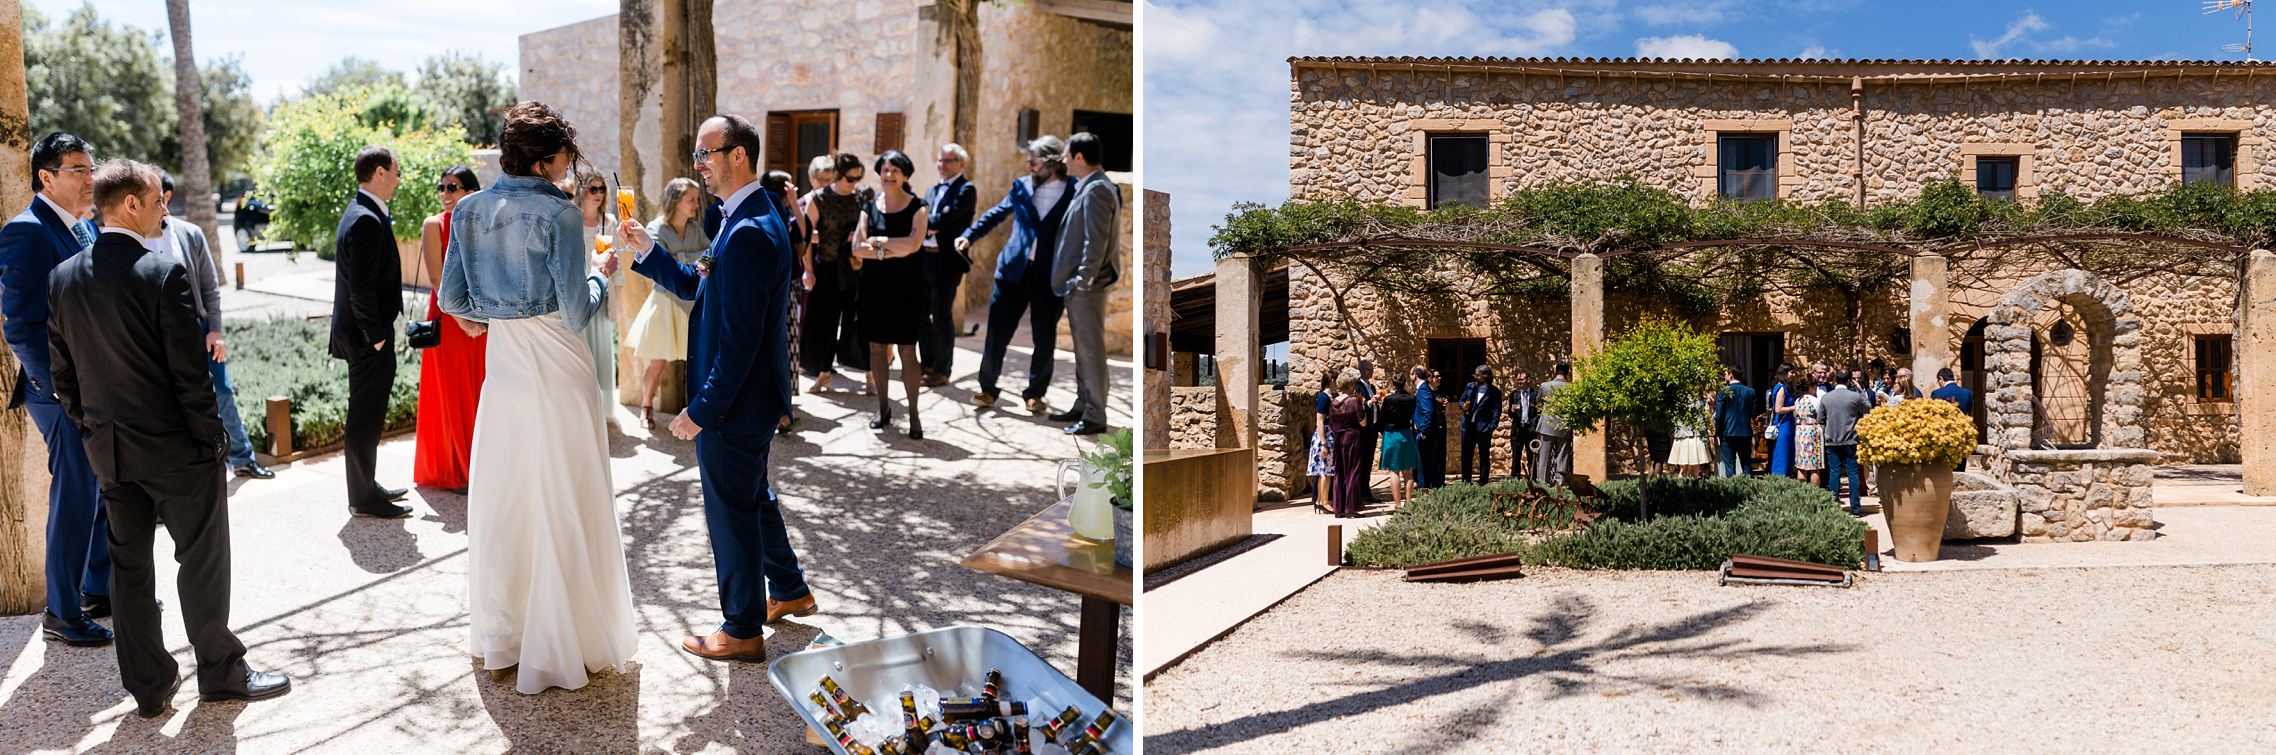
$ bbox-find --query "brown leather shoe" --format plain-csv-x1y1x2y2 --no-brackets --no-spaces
1026,398,1048,414
680,631,767,662
766,594,819,624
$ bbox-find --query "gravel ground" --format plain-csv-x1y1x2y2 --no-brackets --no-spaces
1146,565,2276,753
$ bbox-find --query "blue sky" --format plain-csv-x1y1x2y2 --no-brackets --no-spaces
33,0,618,103
1145,0,2264,277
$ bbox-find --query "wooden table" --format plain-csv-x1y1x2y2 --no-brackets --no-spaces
962,502,1133,702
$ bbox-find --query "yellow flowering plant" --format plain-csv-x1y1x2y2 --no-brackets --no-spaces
1855,398,1978,467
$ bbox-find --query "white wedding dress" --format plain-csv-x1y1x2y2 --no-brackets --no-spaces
465,310,638,694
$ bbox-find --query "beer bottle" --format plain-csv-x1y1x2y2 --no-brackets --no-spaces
820,676,871,719
942,697,1028,720
1039,706,1084,744
900,690,919,728
1011,715,1034,755
1065,709,1119,751
822,718,877,755
809,690,844,723
982,668,1004,702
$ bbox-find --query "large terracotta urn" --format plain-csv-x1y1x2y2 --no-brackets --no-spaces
1880,463,1955,562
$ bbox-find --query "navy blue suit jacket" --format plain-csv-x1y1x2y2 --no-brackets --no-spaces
635,187,795,434
1931,382,1974,414
1,199,92,407
1413,381,1441,433
1716,381,1758,438
1459,381,1502,433
962,176,1075,284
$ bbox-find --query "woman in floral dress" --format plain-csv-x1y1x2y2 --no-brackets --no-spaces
1792,376,1826,486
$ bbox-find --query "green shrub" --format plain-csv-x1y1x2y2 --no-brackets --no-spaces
250,88,474,253
1344,475,1867,571
227,317,420,453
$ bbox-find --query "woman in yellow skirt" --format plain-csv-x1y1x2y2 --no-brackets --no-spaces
625,177,710,428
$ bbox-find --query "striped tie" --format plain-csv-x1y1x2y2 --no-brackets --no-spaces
70,221,93,250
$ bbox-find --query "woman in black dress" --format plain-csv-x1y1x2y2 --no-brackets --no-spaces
800,153,870,393
853,150,932,439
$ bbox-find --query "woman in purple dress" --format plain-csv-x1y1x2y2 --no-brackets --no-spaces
1327,373,1372,518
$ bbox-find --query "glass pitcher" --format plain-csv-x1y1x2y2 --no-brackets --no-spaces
1058,459,1116,541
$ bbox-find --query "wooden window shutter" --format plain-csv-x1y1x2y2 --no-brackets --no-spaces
764,113,794,176
1017,109,1040,145
875,112,905,155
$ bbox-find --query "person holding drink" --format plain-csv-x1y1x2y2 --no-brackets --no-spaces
853,150,933,440
567,170,622,418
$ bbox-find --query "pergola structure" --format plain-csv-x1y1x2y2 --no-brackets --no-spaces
1205,181,2276,495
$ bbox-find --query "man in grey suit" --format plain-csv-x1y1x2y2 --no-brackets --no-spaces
155,172,271,480
1048,132,1119,435
1534,362,1574,486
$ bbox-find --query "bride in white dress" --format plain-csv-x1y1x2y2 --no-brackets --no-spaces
437,101,637,694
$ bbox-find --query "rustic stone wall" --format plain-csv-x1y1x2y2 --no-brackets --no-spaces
1288,61,2263,470
2008,449,2159,542
1145,189,1172,449
1170,385,1307,501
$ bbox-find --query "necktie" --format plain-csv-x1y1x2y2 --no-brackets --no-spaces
70,221,93,250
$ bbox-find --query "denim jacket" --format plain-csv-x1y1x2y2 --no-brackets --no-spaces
439,174,608,332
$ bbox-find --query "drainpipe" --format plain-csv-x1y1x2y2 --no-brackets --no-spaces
1852,76,1867,208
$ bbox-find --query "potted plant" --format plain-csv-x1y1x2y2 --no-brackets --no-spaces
1081,429,1136,568
1855,397,1977,561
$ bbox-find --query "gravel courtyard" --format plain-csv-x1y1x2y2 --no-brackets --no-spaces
1147,565,2276,753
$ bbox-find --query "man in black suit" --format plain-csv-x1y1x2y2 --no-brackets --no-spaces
1504,370,1541,483
1457,365,1502,485
48,159,289,718
920,144,978,387
330,146,410,519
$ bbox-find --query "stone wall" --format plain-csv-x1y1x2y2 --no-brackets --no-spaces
1144,189,1172,449
1287,60,2264,469
2008,449,2160,542
1169,385,1307,501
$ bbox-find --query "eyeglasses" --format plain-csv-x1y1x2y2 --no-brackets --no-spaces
585,185,608,195
693,146,728,163
49,166,93,176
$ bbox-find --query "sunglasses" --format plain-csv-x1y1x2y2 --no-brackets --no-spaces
585,185,608,195
438,183,465,193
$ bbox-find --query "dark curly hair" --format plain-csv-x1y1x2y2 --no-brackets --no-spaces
499,101,579,177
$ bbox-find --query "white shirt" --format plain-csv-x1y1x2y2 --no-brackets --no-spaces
150,217,185,265
718,179,764,222
357,188,390,222
98,225,154,248
1031,177,1066,221
37,193,81,231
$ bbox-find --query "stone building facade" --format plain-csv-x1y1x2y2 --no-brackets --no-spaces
1285,57,2270,492
519,2,1134,361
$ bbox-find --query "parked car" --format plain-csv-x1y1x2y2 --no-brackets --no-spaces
234,195,272,250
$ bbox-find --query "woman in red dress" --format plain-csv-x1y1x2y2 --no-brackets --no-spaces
413,165,487,491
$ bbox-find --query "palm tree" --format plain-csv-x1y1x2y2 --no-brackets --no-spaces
167,0,223,283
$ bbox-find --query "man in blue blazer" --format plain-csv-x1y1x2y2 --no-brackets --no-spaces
624,115,812,663
1930,367,1976,471
1410,365,1445,490
1715,365,1759,477
1457,365,1503,485
955,136,1075,414
1,132,114,646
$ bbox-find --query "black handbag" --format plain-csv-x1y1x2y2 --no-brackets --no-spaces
406,234,442,349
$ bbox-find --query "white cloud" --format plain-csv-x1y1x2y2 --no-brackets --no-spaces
1971,11,2049,58
1143,0,1605,276
1635,34,1738,59
1633,0,1737,27
1797,46,1829,59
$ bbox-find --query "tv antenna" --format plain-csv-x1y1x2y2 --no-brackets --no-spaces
2207,0,2258,61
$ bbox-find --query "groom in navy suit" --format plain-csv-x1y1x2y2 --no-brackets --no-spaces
1,132,115,646
624,114,813,662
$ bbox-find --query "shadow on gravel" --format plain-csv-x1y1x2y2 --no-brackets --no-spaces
1152,593,1859,752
